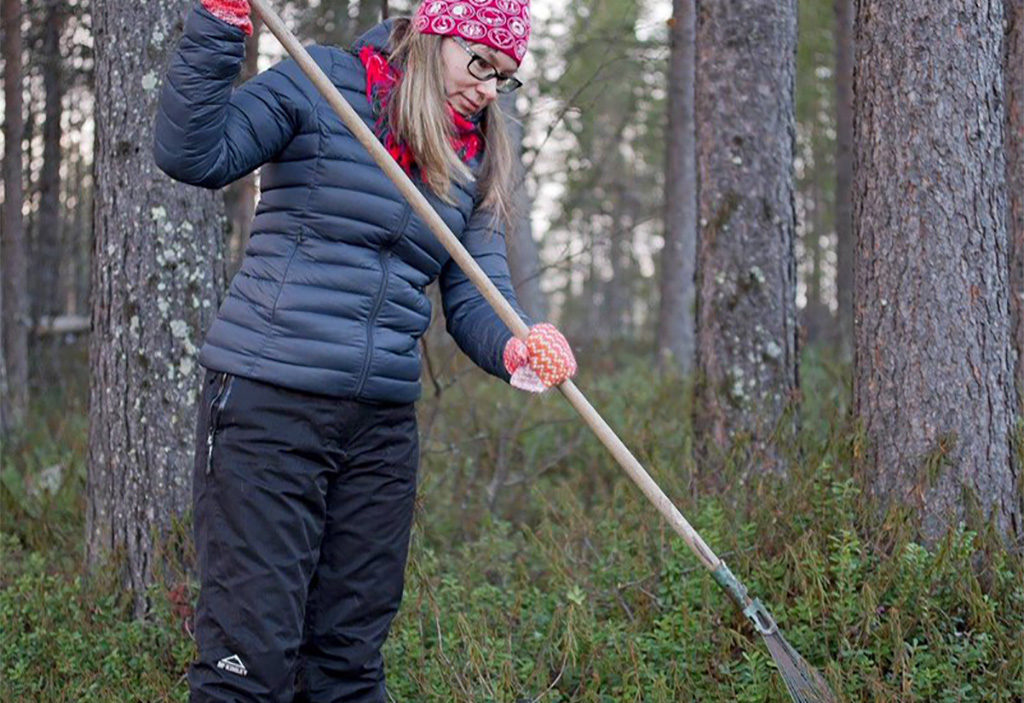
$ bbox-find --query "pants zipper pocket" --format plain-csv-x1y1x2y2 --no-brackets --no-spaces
206,372,234,475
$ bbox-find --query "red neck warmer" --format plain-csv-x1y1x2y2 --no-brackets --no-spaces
359,46,483,179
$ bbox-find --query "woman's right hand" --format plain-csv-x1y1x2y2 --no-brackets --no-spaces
202,0,253,35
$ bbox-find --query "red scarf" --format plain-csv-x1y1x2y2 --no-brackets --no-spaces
359,46,483,179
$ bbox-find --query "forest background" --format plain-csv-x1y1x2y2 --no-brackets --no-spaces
1,0,1023,700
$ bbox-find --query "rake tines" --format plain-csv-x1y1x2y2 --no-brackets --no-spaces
713,562,838,703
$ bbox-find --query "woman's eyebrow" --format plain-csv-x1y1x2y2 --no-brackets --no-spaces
476,45,518,74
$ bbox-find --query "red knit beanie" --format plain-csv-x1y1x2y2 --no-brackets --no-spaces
413,0,531,64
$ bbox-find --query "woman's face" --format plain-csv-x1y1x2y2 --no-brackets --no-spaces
440,37,519,117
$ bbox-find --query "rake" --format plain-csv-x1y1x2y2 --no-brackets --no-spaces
247,1,838,699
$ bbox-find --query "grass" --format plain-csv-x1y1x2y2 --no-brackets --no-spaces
1,340,1022,701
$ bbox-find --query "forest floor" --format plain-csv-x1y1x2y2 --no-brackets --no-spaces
2,340,1022,702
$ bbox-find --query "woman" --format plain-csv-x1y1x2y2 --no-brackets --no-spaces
154,0,576,700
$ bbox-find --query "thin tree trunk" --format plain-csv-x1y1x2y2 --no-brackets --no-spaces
88,0,227,611
354,0,380,37
853,0,1020,544
38,0,65,319
606,183,632,338
1007,0,1023,395
500,92,548,322
693,0,799,474
2,0,29,433
834,0,854,361
656,0,697,375
804,171,830,343
36,0,67,376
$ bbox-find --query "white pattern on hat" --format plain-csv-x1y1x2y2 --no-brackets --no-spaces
423,1,448,15
430,15,456,32
415,0,530,63
477,8,506,26
489,27,514,48
458,20,487,39
507,16,527,36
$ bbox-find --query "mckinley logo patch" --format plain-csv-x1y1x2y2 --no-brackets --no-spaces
217,654,248,676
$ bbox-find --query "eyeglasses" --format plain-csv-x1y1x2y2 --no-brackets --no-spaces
452,36,523,94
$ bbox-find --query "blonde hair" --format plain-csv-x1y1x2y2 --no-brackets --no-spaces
386,18,518,232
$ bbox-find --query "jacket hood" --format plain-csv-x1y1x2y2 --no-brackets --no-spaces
351,19,396,54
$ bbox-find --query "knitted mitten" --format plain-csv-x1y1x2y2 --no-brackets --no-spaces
201,0,253,35
503,323,577,393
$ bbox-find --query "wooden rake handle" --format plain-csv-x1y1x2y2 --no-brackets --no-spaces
250,0,722,573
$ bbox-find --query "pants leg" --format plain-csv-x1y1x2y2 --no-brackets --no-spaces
188,370,340,703
297,402,420,703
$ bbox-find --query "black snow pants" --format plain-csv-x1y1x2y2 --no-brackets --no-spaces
188,369,419,703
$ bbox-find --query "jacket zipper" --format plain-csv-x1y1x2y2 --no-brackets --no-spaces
205,372,233,475
355,205,412,397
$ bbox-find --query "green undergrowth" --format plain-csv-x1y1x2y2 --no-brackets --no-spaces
2,344,1022,701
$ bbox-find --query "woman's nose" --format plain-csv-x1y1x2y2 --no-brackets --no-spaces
476,78,498,103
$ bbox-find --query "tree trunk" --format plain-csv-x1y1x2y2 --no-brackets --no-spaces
354,0,381,37
853,0,1020,543
500,92,548,322
37,0,65,319
834,0,854,361
804,172,831,343
656,0,697,376
88,0,227,611
2,0,29,434
606,184,633,339
1007,0,1023,394
693,0,799,473
35,0,67,377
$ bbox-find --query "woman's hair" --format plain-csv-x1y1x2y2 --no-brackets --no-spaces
386,18,518,231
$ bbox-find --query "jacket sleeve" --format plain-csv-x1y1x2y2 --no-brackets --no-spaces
153,3,317,189
439,208,534,381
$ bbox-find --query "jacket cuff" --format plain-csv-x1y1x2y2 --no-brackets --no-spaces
191,2,248,42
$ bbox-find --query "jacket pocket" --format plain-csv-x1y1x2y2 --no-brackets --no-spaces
205,371,235,475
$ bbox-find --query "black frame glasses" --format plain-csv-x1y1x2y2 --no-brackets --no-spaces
452,36,523,94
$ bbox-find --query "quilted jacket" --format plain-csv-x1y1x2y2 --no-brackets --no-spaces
153,5,529,403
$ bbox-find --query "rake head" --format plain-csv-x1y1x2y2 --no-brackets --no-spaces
713,562,839,703
761,628,837,703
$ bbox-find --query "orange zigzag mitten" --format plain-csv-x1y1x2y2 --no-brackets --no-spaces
503,323,578,393
202,0,254,35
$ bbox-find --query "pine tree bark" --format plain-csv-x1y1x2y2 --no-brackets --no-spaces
853,0,1020,543
834,0,854,360
354,0,381,37
693,0,799,472
804,173,831,343
2,0,29,433
1007,0,1023,394
500,92,548,322
88,0,226,610
656,0,697,375
33,0,67,378
37,0,65,322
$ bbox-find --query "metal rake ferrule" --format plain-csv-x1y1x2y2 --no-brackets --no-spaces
712,561,779,635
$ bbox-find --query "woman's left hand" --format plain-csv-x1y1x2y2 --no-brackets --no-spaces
503,323,577,393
